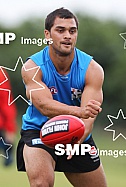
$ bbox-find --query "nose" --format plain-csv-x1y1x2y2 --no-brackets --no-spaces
63,30,71,39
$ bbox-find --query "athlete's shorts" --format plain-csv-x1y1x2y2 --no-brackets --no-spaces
16,129,100,173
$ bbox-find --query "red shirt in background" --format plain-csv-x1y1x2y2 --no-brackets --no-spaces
0,68,17,132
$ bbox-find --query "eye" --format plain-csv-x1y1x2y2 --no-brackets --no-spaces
69,29,76,34
57,29,64,33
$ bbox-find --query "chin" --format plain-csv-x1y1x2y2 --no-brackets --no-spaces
59,48,73,56
52,45,74,56
59,50,72,56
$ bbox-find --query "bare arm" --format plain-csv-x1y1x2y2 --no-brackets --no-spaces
80,59,104,141
22,59,101,119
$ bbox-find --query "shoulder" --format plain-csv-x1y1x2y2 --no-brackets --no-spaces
21,59,42,85
0,68,10,86
28,46,49,66
0,68,7,80
0,68,4,81
75,48,93,69
88,59,104,77
85,59,104,86
21,47,50,83
0,68,13,92
75,48,92,61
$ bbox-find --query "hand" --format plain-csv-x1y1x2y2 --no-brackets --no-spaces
67,141,81,160
66,144,75,160
66,136,86,160
67,152,73,160
81,100,102,119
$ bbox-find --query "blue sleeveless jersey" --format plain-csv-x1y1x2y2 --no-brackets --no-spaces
22,46,93,137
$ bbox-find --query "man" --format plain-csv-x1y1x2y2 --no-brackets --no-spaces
17,8,107,187
0,68,17,166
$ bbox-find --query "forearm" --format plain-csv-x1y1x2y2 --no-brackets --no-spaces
80,117,95,141
33,97,82,118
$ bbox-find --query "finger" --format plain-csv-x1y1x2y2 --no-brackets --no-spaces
85,107,101,117
77,140,81,144
67,154,73,160
89,100,101,106
86,104,102,114
99,107,102,112
88,102,102,111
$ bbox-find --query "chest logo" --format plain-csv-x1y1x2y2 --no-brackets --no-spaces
49,86,58,95
71,87,82,100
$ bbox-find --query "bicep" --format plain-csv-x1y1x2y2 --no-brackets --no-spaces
81,85,103,107
81,60,104,106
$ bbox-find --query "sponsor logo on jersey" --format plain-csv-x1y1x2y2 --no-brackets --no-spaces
32,138,43,145
89,146,97,155
71,87,82,100
49,86,58,95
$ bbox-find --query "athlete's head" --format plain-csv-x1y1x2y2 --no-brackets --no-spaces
45,7,79,32
44,8,78,56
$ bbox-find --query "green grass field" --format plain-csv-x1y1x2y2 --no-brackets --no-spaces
0,129,126,187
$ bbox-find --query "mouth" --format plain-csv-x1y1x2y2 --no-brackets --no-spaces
61,41,71,46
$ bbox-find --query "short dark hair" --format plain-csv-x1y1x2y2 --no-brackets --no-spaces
45,7,79,31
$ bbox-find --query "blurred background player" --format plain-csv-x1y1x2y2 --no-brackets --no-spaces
0,67,17,166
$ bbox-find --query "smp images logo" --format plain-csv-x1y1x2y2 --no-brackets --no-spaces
55,144,97,156
0,32,16,44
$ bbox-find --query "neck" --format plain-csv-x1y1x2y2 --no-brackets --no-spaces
49,47,75,75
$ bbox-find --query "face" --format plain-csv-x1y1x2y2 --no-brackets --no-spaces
44,17,78,56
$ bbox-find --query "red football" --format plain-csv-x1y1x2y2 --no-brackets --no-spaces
40,115,85,148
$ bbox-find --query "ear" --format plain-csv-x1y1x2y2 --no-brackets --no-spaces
44,29,51,39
